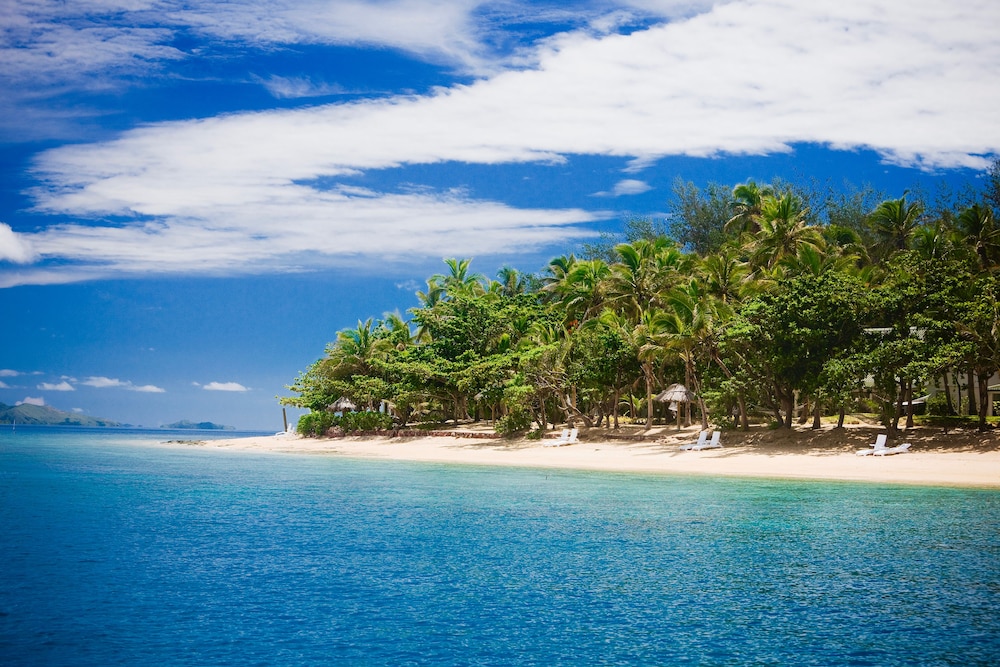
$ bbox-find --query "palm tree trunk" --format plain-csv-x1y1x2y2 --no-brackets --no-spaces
644,363,655,430
812,397,822,429
738,395,749,431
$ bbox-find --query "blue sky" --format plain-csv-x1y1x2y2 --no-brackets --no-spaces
1,0,998,430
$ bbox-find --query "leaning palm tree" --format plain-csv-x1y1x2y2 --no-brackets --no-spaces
869,195,923,261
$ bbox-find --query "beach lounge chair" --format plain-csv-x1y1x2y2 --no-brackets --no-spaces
680,430,709,451
692,431,722,450
544,429,570,447
874,442,911,456
856,434,888,456
545,428,579,447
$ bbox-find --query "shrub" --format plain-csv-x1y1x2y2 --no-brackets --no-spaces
925,392,953,417
495,411,532,436
297,411,339,437
340,410,392,433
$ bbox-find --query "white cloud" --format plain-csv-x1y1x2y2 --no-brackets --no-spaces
81,376,128,388
0,369,20,377
131,384,166,393
256,75,348,99
72,407,84,413
0,381,9,389
0,224,38,263
80,376,165,392
595,179,653,197
5,0,999,286
16,396,46,406
38,381,75,391
203,381,250,392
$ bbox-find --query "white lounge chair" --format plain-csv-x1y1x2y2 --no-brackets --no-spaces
857,434,888,456
680,430,709,451
546,428,579,447
544,429,570,447
692,431,722,450
874,442,911,456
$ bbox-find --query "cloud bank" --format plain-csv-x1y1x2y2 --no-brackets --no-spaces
5,0,999,287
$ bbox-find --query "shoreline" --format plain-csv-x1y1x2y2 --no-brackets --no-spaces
163,423,1000,489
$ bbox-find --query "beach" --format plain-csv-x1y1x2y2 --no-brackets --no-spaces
171,423,1000,488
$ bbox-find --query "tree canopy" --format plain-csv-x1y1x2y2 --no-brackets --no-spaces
283,161,1000,435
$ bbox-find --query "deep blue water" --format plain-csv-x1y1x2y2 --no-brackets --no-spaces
1,427,998,666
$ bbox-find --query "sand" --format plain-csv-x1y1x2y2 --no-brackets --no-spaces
163,422,1000,489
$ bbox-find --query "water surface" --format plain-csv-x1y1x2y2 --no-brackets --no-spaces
2,427,998,665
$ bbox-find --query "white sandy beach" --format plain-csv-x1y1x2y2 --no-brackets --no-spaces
164,423,1000,488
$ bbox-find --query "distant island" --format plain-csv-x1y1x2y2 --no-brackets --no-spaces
162,420,234,430
0,402,121,427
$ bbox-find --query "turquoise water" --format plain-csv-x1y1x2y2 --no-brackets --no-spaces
1,427,998,665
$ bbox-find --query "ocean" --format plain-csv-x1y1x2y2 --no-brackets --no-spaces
1,426,998,666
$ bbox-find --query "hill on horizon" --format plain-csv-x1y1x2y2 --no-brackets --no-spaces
0,402,121,427
161,420,234,430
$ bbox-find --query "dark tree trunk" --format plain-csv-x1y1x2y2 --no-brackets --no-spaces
942,370,955,415
905,379,915,429
968,365,978,416
978,372,991,432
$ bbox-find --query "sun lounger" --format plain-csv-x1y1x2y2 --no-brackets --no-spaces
692,431,722,450
873,442,911,456
680,430,709,451
545,428,578,447
856,434,888,456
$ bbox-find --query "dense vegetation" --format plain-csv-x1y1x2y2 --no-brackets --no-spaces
283,162,1000,436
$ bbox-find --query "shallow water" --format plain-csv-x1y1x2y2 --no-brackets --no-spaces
2,427,998,665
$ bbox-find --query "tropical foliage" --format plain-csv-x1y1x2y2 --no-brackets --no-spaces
283,161,1000,435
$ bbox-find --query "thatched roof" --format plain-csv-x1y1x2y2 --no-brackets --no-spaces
654,383,695,403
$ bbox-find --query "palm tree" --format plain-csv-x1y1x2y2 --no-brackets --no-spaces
745,193,824,270
556,258,611,324
541,254,577,298
493,266,528,297
655,281,727,431
869,195,923,261
433,258,486,298
698,246,751,304
955,203,1000,270
726,180,774,237
595,308,665,430
777,244,859,278
606,238,689,319
912,219,953,261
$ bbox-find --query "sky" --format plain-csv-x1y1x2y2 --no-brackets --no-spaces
1,0,998,430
